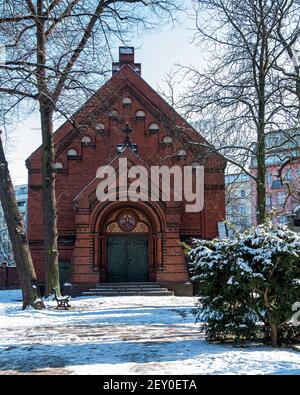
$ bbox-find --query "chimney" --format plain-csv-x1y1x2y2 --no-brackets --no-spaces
112,47,141,76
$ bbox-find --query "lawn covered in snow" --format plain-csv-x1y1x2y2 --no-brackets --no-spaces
0,289,300,375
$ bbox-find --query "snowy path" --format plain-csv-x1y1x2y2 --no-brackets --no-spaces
0,290,300,375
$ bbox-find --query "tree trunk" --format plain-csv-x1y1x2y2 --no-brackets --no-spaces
0,131,44,309
39,102,61,297
255,1,267,226
295,66,300,120
256,131,266,225
269,322,278,348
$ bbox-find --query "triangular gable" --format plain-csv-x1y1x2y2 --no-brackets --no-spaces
27,64,226,167
73,146,183,209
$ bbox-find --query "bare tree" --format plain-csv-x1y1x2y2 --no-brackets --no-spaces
0,0,180,296
0,131,43,309
172,0,300,225
273,0,300,118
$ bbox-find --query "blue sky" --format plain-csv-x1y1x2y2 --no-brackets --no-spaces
7,3,206,185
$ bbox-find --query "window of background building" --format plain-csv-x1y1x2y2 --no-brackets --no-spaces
285,169,293,182
278,215,288,225
277,192,286,204
271,179,283,190
267,172,273,186
240,206,246,215
16,187,27,195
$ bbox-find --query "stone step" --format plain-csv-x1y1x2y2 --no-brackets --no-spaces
82,290,174,296
82,281,174,297
95,282,160,287
89,287,169,292
94,285,162,289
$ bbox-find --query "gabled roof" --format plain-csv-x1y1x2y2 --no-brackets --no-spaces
27,63,226,167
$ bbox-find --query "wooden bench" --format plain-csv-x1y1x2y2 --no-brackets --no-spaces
52,288,71,310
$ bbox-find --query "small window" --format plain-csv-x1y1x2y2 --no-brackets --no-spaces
54,162,63,170
122,97,132,107
120,47,134,55
134,65,141,73
191,161,200,169
136,110,146,119
285,169,293,182
81,136,92,144
266,172,273,185
95,123,105,134
240,189,246,198
117,144,138,154
177,149,187,159
112,64,120,73
163,136,173,144
16,187,27,196
240,206,246,215
108,110,119,119
67,149,78,157
271,179,283,190
148,123,159,133
278,215,288,225
117,144,125,153
277,192,286,204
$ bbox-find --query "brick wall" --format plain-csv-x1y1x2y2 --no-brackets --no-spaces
26,64,226,287
0,263,19,290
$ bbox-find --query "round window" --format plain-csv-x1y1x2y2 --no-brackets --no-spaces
163,136,173,144
117,211,138,232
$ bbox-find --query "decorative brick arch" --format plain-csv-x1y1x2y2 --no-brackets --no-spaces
91,200,166,234
89,200,166,282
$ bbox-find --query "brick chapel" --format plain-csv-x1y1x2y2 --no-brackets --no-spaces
26,47,226,296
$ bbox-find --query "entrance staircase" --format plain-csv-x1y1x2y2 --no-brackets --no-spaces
82,282,174,296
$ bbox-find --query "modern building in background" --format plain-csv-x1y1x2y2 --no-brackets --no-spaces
251,129,300,227
0,185,28,265
15,185,28,228
225,129,300,233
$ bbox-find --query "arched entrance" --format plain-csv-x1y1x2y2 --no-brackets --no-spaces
89,201,165,283
107,235,148,282
106,210,149,282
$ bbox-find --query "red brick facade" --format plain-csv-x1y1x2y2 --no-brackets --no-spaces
26,48,226,295
0,263,19,290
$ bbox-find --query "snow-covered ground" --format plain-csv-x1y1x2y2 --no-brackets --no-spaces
0,289,300,375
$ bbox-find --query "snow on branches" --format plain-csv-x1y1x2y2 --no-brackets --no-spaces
189,221,300,347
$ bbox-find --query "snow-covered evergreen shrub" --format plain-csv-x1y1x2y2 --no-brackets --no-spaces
189,222,300,347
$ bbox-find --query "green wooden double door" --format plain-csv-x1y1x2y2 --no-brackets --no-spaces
107,235,148,282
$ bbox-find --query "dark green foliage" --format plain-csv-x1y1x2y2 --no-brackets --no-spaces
189,222,300,347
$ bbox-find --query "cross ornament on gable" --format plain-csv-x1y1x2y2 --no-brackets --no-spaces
122,122,133,148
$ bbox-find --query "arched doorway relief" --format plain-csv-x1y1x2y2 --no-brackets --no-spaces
91,201,165,283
